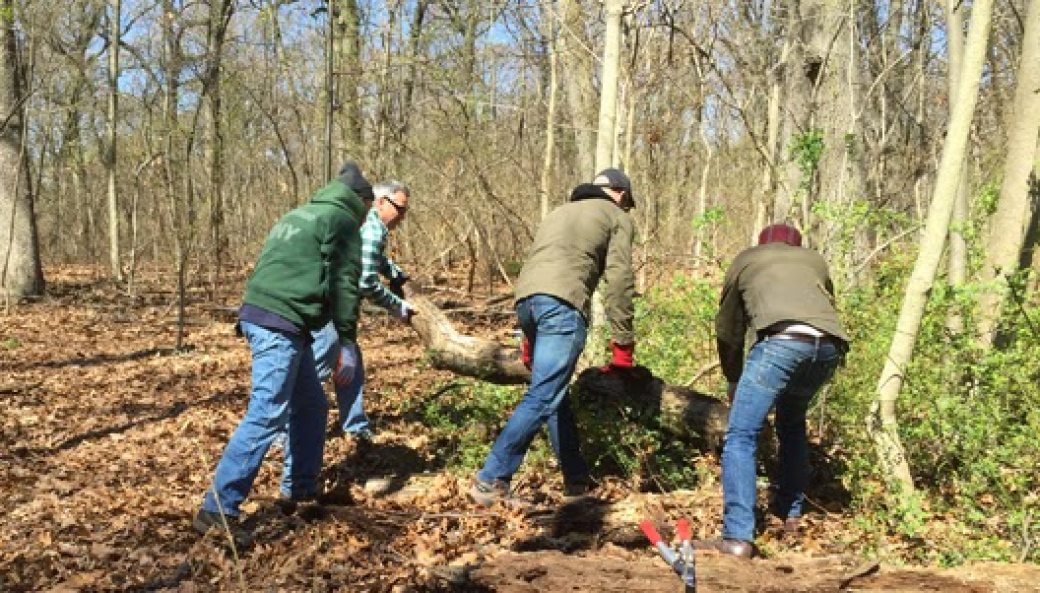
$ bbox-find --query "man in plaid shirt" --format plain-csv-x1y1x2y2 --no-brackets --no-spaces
280,180,413,500
322,179,414,439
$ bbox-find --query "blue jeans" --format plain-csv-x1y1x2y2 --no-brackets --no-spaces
202,322,329,516
477,294,590,485
311,322,369,433
721,336,841,542
281,323,368,497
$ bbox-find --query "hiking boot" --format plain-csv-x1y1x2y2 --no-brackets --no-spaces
692,537,754,559
193,509,253,548
274,491,319,515
468,477,532,511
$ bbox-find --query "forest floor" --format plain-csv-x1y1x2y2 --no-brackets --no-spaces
2,265,1039,592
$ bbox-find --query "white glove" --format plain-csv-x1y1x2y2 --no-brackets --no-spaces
333,342,358,386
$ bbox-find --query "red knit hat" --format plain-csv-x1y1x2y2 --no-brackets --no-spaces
758,223,802,246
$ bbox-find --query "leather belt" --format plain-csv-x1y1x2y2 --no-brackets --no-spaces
768,332,835,345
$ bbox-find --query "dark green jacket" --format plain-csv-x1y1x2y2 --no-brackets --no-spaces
243,180,367,343
715,243,850,382
514,185,636,344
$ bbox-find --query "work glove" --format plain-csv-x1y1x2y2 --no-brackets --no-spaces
520,337,533,370
333,342,358,387
600,341,635,373
388,272,409,300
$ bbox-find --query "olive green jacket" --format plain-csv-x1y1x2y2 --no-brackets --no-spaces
514,186,636,345
715,243,849,382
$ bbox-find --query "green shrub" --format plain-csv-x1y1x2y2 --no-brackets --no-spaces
823,250,1040,564
577,273,723,491
408,380,554,473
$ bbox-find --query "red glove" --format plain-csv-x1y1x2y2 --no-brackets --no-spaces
520,337,533,370
600,341,635,372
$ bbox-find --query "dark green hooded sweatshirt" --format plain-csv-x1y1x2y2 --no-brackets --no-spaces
242,179,368,343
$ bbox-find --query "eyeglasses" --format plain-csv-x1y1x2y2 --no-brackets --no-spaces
384,196,408,215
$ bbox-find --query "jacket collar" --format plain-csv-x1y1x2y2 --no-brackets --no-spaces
569,183,620,206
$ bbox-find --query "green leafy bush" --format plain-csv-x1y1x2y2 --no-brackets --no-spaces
578,273,723,491
823,250,1039,564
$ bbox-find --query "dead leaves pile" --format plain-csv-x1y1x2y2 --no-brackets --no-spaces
4,266,1037,592
0,268,575,591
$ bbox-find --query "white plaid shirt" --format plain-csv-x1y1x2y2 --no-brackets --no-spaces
358,208,407,313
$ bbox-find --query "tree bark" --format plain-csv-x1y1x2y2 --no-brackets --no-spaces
868,0,994,495
558,0,596,175
204,0,234,296
945,0,969,336
539,0,558,220
106,0,123,283
336,0,363,153
0,0,43,302
403,285,731,447
595,0,623,170
976,0,1040,347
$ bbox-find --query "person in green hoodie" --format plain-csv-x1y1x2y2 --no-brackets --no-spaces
193,161,374,543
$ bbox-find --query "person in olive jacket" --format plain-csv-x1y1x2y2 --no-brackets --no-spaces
695,223,849,558
193,161,374,543
469,168,638,508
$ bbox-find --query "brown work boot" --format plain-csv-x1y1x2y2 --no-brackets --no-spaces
467,477,532,511
692,537,754,559
193,509,254,549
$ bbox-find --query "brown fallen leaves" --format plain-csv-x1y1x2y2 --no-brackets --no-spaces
2,265,1037,592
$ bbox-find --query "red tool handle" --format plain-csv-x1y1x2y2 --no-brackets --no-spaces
639,520,663,545
676,518,690,541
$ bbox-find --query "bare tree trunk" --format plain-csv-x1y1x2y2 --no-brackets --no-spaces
539,0,558,220
323,1,335,180
775,0,815,224
204,0,233,297
336,0,363,154
375,1,396,172
0,0,43,302
868,0,994,496
976,0,1040,347
106,0,123,283
558,0,596,175
758,38,787,232
398,0,428,162
160,0,190,350
595,0,623,170
945,0,969,335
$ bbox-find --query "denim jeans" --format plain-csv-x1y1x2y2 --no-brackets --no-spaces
311,322,369,433
202,321,329,516
477,294,590,485
721,336,841,542
281,323,367,497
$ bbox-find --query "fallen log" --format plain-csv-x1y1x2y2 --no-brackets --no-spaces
404,285,730,448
